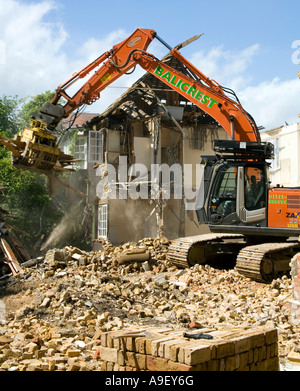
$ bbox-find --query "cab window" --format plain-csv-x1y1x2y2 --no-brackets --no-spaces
244,167,265,210
210,166,237,217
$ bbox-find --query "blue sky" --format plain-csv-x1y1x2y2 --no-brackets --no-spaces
0,0,300,130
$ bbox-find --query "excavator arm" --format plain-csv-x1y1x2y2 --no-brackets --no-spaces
33,28,157,129
2,28,260,174
124,48,260,142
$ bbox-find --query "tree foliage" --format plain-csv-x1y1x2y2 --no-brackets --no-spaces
0,156,64,254
0,92,91,255
19,90,55,128
0,92,66,255
0,95,20,137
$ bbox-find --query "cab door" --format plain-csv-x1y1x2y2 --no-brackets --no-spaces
208,164,238,224
236,165,266,223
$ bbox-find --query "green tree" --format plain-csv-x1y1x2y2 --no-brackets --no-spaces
0,95,20,137
18,90,55,128
0,92,66,255
0,156,65,254
0,91,90,256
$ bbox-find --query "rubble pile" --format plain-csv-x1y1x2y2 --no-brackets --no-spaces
0,236,300,371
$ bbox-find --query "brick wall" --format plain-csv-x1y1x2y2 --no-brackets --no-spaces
95,326,279,371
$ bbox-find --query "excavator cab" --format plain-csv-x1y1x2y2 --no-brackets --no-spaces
196,140,273,233
207,161,268,226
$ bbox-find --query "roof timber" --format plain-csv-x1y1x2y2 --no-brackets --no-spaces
87,34,220,128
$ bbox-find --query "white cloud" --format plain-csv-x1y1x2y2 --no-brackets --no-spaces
239,77,300,130
190,44,300,130
190,44,261,91
0,0,69,96
0,0,141,113
77,29,127,62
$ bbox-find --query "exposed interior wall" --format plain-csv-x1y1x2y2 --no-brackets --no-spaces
84,94,234,244
108,199,154,244
100,198,184,244
88,121,231,244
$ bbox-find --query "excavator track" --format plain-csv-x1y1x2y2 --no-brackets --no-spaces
235,241,300,283
167,233,245,269
168,234,300,284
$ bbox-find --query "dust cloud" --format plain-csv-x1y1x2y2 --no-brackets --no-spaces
41,212,73,251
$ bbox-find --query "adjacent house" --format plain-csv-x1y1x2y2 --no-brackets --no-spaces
260,71,300,187
260,122,300,187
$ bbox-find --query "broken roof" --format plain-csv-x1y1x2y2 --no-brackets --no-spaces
87,34,220,129
61,112,100,130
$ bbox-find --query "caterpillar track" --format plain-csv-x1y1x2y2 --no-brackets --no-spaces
167,234,300,283
167,233,245,269
235,241,300,283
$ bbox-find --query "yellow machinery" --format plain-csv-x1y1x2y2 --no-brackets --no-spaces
13,120,60,172
0,119,76,174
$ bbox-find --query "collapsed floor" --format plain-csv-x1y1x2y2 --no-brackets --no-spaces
0,237,300,371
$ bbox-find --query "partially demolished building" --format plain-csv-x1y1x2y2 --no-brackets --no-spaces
63,40,231,247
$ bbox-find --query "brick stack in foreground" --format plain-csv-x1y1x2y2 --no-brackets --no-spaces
96,326,279,371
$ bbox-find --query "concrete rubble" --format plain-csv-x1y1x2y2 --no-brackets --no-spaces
0,236,300,371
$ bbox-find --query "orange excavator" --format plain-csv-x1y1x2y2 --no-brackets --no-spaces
1,28,300,282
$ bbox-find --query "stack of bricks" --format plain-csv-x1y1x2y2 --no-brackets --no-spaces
287,253,300,319
96,326,279,371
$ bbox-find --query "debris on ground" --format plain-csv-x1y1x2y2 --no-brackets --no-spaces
0,237,300,371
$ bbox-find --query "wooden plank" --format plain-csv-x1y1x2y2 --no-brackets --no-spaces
0,238,23,275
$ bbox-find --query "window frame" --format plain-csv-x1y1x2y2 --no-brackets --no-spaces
98,203,108,239
74,135,87,169
89,131,104,164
